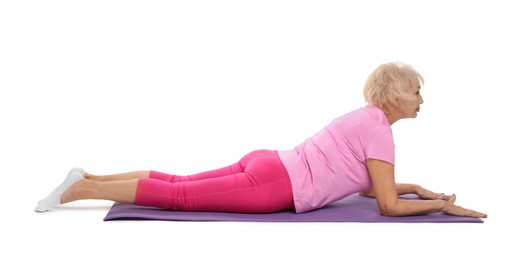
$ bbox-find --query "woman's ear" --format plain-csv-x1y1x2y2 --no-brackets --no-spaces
391,97,401,108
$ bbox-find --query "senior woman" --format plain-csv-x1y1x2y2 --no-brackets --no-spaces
35,62,487,219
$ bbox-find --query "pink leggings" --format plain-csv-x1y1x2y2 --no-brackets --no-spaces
135,150,294,213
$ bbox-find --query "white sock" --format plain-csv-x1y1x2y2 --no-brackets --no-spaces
35,167,85,213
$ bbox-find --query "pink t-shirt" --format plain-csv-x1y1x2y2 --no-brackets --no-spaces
278,105,395,213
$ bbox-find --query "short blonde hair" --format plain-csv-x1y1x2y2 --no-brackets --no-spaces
363,62,424,111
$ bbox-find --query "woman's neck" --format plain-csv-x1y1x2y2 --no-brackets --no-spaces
383,107,400,125
385,113,399,125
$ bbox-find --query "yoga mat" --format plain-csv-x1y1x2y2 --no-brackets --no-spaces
103,194,484,223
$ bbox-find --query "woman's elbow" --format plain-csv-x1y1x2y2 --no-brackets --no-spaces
378,202,400,216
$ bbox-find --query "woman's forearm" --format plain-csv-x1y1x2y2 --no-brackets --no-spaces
384,198,446,216
385,184,447,216
360,183,419,197
395,183,420,195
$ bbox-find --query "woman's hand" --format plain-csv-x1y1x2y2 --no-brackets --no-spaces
441,194,487,218
416,186,452,201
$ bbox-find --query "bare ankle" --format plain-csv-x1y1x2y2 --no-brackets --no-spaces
83,172,94,180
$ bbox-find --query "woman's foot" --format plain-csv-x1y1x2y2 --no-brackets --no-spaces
35,167,85,212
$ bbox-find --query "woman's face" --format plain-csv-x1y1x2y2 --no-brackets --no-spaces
397,83,423,119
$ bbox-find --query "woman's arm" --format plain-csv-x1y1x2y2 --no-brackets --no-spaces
361,183,452,201
360,183,419,197
365,158,487,218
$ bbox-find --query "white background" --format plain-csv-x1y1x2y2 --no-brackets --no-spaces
1,1,518,259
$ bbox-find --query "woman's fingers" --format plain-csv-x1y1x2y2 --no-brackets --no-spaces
418,189,453,201
448,193,456,203
456,206,487,218
442,197,487,218
440,193,452,201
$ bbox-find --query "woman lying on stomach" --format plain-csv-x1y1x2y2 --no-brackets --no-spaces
35,61,487,219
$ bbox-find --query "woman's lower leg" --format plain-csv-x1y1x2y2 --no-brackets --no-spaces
61,179,139,204
84,170,150,182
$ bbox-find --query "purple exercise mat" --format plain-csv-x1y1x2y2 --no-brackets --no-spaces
103,194,484,223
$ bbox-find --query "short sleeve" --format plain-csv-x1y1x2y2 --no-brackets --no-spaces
363,125,395,165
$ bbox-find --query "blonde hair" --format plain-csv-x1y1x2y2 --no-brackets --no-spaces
363,62,424,111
